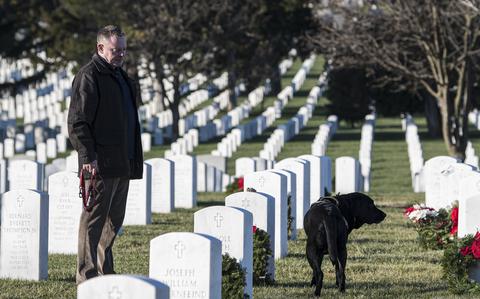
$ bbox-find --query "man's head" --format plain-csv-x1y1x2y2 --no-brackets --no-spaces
96,25,126,68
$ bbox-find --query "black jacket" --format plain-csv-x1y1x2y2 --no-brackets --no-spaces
67,54,143,179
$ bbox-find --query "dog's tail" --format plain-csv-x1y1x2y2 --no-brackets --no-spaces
323,215,339,264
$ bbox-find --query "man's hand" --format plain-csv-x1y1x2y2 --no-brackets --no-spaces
82,160,98,176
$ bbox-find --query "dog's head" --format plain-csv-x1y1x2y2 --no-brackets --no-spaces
338,192,386,229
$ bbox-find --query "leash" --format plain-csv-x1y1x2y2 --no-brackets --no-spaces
79,169,99,212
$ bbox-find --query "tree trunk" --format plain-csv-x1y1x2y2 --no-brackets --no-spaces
270,66,282,95
227,70,237,111
438,88,469,162
171,74,181,141
423,93,442,137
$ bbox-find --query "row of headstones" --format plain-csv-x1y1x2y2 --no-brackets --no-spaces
177,90,230,137
402,114,425,193
311,115,338,156
211,106,275,158
210,86,268,158
274,55,316,118
424,156,480,240
259,73,325,161
144,55,293,138
2,133,67,162
358,114,376,192
166,54,300,157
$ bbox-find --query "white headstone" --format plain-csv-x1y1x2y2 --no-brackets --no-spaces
0,189,48,280
149,232,221,299
225,191,275,280
424,156,458,210
124,163,152,225
275,158,310,230
37,142,47,164
168,155,197,208
459,172,480,237
194,206,253,297
145,158,174,213
235,157,256,177
197,162,207,192
142,133,152,152
77,274,170,299
299,154,324,202
46,138,57,158
4,138,14,158
244,170,287,259
335,157,361,194
48,171,81,254
8,160,43,191
66,151,78,173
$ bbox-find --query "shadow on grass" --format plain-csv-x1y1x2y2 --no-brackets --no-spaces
197,200,223,207
275,281,310,288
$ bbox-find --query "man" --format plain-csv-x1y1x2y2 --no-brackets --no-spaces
68,25,143,284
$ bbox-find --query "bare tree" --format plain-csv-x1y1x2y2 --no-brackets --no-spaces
310,0,480,160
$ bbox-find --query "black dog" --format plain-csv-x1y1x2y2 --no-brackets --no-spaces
303,192,386,297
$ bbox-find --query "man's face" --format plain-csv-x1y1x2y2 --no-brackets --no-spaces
97,35,127,67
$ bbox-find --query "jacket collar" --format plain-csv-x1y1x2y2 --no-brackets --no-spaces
92,53,120,75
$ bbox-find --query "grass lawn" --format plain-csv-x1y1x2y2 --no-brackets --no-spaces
0,57,474,298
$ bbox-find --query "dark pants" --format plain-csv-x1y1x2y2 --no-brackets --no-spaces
76,176,130,284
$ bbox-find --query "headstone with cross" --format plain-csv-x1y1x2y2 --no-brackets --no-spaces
145,158,174,213
48,171,81,254
124,163,152,225
0,189,48,280
225,191,276,280
149,232,221,299
244,170,287,259
77,274,169,299
194,206,253,298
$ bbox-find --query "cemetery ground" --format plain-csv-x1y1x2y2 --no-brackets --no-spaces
3,57,480,298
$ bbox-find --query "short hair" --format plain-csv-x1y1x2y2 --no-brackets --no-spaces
97,25,125,43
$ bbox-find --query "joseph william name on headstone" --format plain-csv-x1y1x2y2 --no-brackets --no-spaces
149,232,221,299
0,189,48,280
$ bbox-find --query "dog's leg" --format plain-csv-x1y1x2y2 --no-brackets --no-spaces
306,241,323,296
337,247,347,292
